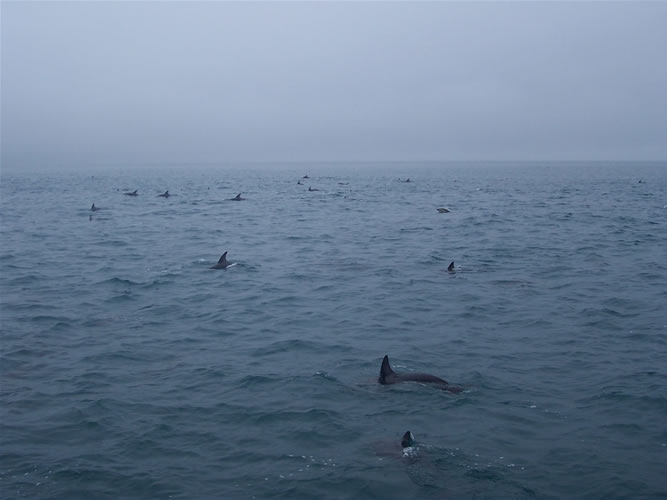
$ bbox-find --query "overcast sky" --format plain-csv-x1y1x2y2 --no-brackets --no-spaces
2,1,666,168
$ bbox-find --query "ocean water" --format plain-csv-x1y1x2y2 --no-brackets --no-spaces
1,162,666,499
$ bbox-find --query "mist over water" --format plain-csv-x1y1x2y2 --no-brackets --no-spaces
3,2,667,166
1,162,666,499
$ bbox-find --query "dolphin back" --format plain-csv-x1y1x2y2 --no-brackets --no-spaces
210,251,231,269
396,373,449,385
379,355,463,393
397,373,463,393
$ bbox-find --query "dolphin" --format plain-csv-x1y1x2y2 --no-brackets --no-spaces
210,251,232,270
297,180,302,185
230,193,244,201
91,203,99,211
437,207,450,213
373,430,419,460
448,261,455,272
401,431,416,449
308,186,320,191
157,190,170,198
125,190,138,196
302,175,310,179
399,430,422,460
379,355,462,393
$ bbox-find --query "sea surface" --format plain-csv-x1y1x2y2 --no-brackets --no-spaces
1,162,666,499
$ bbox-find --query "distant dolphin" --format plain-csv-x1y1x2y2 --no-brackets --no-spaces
230,193,244,201
308,186,320,191
448,261,455,272
125,190,138,196
210,251,232,270
157,190,170,198
91,203,99,211
379,355,462,393
302,175,310,179
297,180,302,185
437,208,450,213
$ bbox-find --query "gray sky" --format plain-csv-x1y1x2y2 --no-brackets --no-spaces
2,1,666,168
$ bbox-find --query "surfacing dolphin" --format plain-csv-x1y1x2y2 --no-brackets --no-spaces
125,190,138,196
230,193,244,201
210,251,232,270
157,190,170,198
401,431,416,449
399,430,421,459
448,261,455,272
308,186,320,191
91,203,99,211
373,430,419,460
379,355,462,393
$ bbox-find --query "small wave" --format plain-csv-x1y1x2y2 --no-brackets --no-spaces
235,374,277,389
97,239,129,247
30,314,72,323
7,274,42,285
140,278,176,289
490,279,535,288
106,294,135,304
81,350,147,364
251,339,326,357
4,302,59,312
252,408,343,426
400,226,433,232
48,321,72,332
96,277,141,286
81,317,116,327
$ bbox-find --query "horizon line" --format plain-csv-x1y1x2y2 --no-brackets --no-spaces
3,158,666,167
2,159,666,174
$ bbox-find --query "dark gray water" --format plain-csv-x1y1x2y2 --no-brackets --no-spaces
1,162,666,499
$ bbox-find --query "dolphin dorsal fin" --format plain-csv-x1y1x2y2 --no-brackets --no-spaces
218,251,228,264
380,355,394,379
401,431,415,448
448,261,455,271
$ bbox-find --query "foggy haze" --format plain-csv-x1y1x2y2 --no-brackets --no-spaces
2,1,666,169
